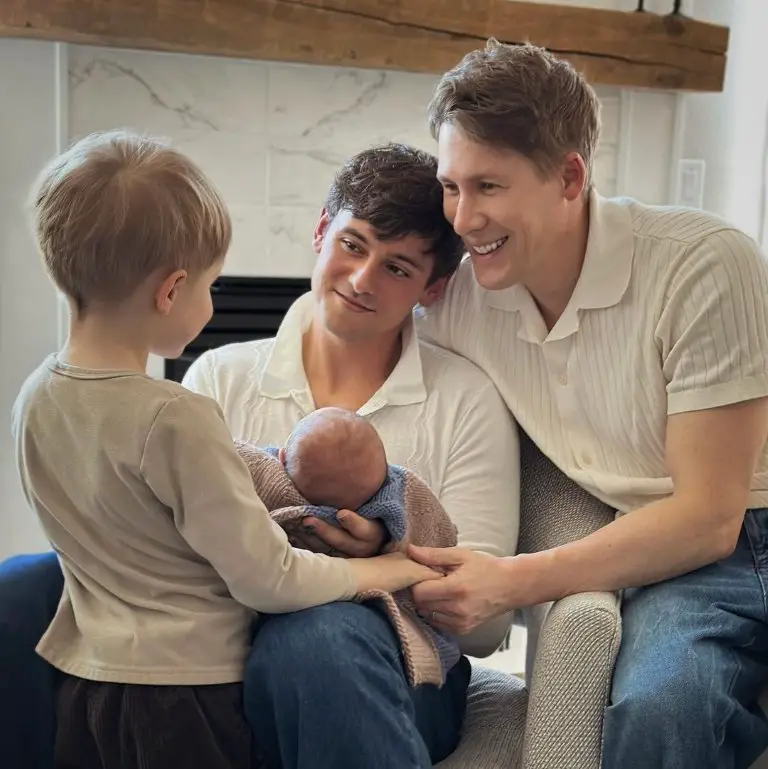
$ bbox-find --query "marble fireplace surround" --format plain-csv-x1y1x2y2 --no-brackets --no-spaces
66,44,680,280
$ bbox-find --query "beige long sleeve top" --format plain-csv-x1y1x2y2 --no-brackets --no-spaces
11,355,355,685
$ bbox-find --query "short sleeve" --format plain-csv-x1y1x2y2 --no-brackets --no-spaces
655,228,768,415
141,393,355,612
438,376,520,656
440,381,520,560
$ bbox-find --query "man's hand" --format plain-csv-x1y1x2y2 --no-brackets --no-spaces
302,510,387,557
408,545,520,634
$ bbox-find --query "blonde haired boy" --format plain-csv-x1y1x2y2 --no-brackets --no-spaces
11,129,439,769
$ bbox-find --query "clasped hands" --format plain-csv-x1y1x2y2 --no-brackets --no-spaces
301,508,519,635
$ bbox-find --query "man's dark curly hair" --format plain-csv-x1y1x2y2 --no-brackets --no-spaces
324,143,464,283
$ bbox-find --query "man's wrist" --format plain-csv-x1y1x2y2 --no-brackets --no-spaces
499,549,566,609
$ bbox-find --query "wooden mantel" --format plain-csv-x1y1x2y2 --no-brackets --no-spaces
0,0,729,92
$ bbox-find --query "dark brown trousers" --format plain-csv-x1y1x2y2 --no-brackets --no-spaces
54,674,261,769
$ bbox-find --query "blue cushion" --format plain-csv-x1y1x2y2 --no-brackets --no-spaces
0,551,63,769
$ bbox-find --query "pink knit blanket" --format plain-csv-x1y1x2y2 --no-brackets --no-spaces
235,441,461,687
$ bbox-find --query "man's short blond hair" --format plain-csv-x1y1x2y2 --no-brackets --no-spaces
31,129,231,314
428,39,601,189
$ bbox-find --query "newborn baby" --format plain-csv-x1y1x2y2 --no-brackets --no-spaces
234,410,462,686
278,406,387,511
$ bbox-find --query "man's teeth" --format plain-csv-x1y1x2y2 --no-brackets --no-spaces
473,237,507,255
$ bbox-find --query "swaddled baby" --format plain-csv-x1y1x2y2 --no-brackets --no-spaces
235,407,461,686
278,406,388,513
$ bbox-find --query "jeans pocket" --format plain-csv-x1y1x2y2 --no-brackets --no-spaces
744,508,768,621
745,508,768,562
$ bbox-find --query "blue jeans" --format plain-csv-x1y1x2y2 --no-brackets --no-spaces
603,507,768,769
244,602,471,769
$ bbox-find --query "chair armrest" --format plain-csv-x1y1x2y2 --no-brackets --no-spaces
521,591,621,769
436,666,528,769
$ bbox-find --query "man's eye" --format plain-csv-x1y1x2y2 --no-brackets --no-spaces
388,265,409,278
341,238,362,253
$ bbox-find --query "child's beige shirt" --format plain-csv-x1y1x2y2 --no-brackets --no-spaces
11,355,355,685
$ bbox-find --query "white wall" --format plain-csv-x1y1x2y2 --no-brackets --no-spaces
0,40,65,556
0,0,711,559
64,44,642,265
678,0,768,246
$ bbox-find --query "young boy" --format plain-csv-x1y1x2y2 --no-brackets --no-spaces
11,129,440,769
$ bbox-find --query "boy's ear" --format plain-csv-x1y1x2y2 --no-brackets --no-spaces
312,209,331,255
154,269,188,316
417,275,449,308
278,447,287,465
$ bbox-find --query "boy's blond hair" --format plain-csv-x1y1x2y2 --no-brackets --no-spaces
428,39,601,190
31,129,231,314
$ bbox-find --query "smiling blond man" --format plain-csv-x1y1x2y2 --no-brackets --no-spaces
412,39,768,769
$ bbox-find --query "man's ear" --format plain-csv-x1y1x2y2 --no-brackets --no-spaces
417,275,449,308
561,151,587,202
312,209,331,255
154,269,187,316
278,447,287,465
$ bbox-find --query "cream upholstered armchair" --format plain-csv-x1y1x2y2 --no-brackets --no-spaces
436,429,622,769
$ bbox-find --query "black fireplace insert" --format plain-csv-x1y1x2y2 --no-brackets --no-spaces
164,275,311,383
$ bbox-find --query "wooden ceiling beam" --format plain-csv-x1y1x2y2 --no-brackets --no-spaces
0,0,729,91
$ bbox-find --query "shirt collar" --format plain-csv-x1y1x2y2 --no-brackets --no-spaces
259,292,427,413
485,188,634,343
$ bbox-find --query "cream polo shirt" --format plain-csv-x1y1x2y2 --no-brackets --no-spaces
418,190,768,514
182,292,521,656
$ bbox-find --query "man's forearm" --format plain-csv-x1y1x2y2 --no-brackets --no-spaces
512,495,745,606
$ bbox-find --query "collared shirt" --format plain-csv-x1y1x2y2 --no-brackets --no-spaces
418,189,768,513
182,292,521,656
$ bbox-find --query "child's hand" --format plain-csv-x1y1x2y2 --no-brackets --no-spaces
348,551,444,594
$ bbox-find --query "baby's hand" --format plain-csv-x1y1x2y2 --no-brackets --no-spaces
303,510,386,557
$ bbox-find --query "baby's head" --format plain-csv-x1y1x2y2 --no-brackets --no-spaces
280,407,388,510
30,129,231,357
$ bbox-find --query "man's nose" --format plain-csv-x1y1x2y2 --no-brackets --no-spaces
349,261,376,294
451,196,485,237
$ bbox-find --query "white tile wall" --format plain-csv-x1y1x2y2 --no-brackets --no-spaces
67,45,623,279
0,40,65,558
